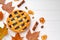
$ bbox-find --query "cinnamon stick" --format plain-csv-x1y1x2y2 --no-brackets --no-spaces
17,0,25,7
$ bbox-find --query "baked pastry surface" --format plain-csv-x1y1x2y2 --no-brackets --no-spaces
7,10,30,33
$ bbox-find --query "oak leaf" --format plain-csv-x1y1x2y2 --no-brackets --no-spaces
2,2,14,13
0,23,8,40
26,30,40,40
12,33,23,40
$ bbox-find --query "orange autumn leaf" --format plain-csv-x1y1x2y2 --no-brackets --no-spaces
26,30,40,40
2,2,14,13
12,33,23,40
0,23,8,40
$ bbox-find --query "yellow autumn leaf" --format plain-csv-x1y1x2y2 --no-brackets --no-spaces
0,23,8,40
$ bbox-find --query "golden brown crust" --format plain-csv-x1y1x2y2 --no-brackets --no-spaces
7,10,30,33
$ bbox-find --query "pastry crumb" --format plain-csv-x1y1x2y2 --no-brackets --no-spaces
32,16,34,19
25,6,28,10
41,35,47,40
28,10,34,15
39,17,45,24
41,25,44,28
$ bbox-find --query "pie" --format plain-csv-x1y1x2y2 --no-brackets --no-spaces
7,10,30,33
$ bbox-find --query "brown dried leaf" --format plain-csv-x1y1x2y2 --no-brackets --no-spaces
32,16,34,19
2,2,14,13
12,33,23,40
26,30,40,40
0,23,8,40
0,0,5,4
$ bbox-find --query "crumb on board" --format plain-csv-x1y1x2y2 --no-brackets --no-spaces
41,25,44,28
41,35,47,40
28,10,34,15
39,17,45,24
25,6,28,10
32,16,34,19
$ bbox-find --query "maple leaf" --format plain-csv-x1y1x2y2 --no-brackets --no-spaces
2,2,14,13
0,23,8,40
12,33,23,40
0,0,5,4
26,30,40,40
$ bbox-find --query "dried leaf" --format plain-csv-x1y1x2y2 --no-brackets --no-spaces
26,30,40,40
32,22,38,31
2,2,14,13
12,33,23,40
0,0,5,4
0,23,8,40
0,12,4,21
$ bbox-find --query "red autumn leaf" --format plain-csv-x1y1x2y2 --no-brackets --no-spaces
2,2,14,13
12,33,23,40
26,30,40,40
0,11,4,21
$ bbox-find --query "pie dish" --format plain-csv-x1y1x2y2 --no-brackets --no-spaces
7,10,30,33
